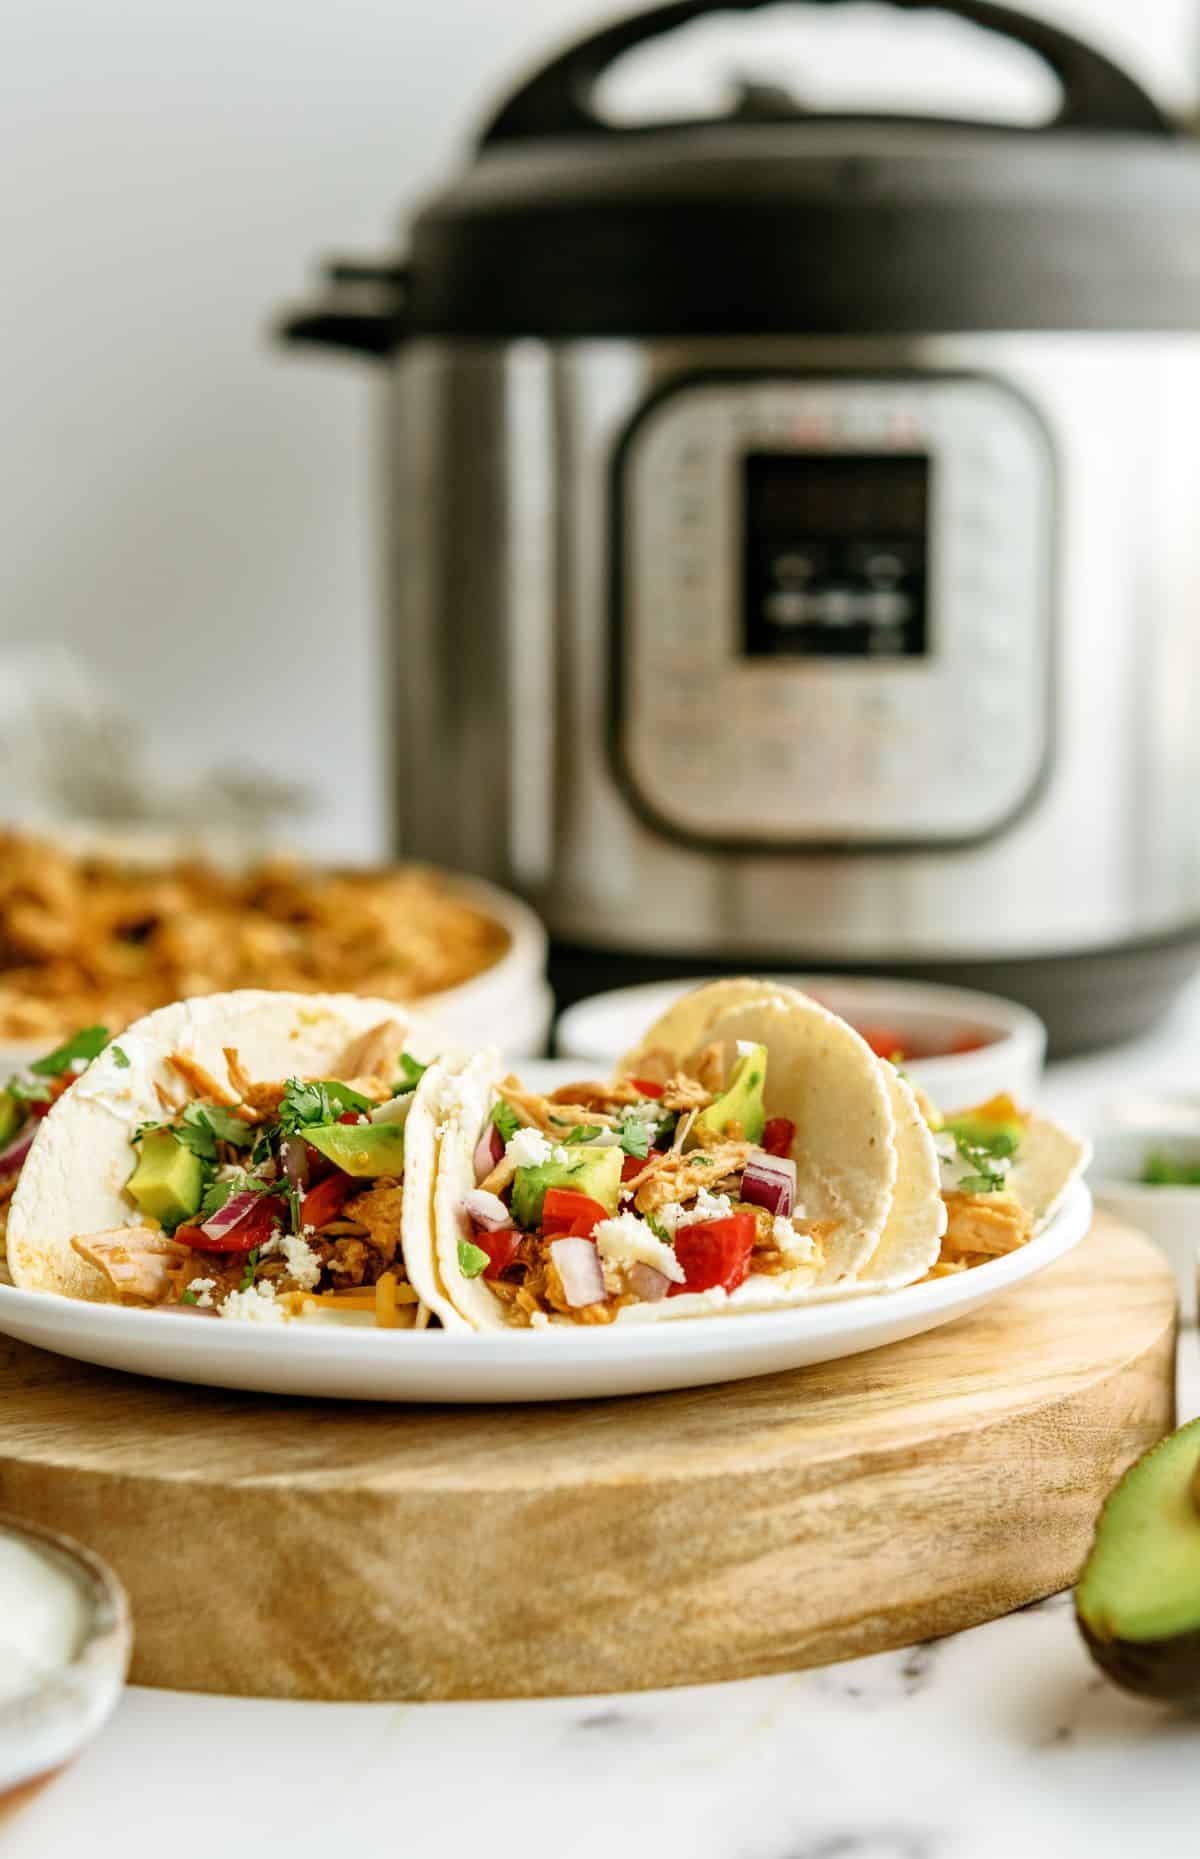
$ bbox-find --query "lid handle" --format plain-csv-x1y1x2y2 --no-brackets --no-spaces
479,0,1170,144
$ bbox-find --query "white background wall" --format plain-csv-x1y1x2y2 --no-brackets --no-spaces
1,0,1196,858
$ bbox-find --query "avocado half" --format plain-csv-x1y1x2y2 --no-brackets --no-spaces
1075,1417,1200,1706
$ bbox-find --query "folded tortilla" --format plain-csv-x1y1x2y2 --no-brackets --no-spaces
6,989,446,1307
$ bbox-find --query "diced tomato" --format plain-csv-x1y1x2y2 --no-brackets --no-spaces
629,1078,664,1099
621,1147,660,1182
300,1171,352,1232
669,1211,756,1297
856,1025,909,1061
541,1187,609,1239
337,1110,365,1125
176,1193,286,1255
762,1117,795,1158
472,1224,522,1280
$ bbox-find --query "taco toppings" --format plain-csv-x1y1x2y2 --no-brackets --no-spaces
0,1024,112,1280
453,1041,835,1327
68,1039,432,1322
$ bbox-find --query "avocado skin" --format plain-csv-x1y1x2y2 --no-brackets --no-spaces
1076,1619,1200,1708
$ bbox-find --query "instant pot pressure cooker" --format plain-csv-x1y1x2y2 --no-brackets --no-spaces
278,0,1200,1052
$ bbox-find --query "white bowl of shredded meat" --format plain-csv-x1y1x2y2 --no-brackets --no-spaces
0,831,552,1065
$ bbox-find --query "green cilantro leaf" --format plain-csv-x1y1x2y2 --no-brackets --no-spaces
393,1053,428,1091
30,1026,110,1077
239,1247,261,1292
458,1237,490,1279
491,1101,521,1145
564,1124,603,1144
278,1077,372,1135
950,1127,1017,1195
179,1288,198,1305
616,1109,655,1160
111,1046,130,1070
9,1076,52,1106
173,1103,254,1162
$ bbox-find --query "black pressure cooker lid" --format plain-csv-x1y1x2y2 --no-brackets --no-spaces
280,0,1200,351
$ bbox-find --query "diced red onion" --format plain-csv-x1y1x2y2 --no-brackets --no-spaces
201,1189,267,1243
461,1188,511,1232
740,1153,796,1219
474,1120,504,1182
0,1121,35,1177
548,1235,606,1308
628,1262,671,1303
281,1136,309,1194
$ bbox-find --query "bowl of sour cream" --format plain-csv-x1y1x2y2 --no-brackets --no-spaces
0,1518,130,1819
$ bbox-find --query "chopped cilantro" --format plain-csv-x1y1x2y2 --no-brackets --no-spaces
491,1101,521,1145
278,1077,372,1135
393,1053,428,1091
617,1109,655,1159
179,1288,198,1305
173,1102,254,1162
250,1128,275,1169
239,1247,261,1292
8,1076,52,1106
458,1237,489,1279
950,1127,1017,1195
30,1025,109,1077
111,1045,130,1070
564,1123,603,1144
1143,1152,1200,1187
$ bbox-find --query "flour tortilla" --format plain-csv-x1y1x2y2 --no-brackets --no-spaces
1004,1114,1091,1231
628,980,946,1287
7,989,446,1307
432,981,911,1331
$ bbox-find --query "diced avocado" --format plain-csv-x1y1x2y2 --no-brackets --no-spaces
692,1043,767,1146
1076,1418,1200,1705
127,1128,204,1228
943,1093,1025,1154
304,1121,405,1178
510,1143,622,1232
0,1090,23,1148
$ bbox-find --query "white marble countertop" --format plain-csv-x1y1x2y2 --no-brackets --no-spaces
11,988,1200,1858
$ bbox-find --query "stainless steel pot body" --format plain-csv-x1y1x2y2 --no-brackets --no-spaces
388,333,1200,968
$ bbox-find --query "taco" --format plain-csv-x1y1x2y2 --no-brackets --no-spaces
0,1025,115,1281
6,989,448,1326
426,980,949,1330
929,1093,1090,1275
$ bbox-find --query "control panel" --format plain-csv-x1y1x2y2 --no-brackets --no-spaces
613,375,1054,847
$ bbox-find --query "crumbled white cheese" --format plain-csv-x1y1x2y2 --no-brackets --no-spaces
551,1145,569,1165
620,1118,656,1154
772,1216,817,1262
657,1189,735,1236
593,1212,686,1284
934,1130,1011,1193
185,1277,216,1309
279,1233,322,1291
735,1039,757,1058
529,1310,550,1330
506,1127,553,1168
219,1281,285,1324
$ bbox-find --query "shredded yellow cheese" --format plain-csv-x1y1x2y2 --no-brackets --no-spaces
375,1272,399,1329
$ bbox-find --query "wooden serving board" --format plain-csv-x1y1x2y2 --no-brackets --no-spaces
0,1215,1177,1702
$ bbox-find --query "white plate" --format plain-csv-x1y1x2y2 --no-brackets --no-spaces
0,1184,1092,1404
556,974,1046,1108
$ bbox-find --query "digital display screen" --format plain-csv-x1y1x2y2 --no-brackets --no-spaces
742,452,930,660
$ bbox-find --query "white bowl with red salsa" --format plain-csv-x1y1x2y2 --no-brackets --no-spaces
557,976,1045,1112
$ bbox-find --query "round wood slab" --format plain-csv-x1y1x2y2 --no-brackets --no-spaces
0,1215,1177,1701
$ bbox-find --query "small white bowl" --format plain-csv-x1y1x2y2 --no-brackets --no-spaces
556,974,1046,1110
1089,1097,1200,1323
0,1517,130,1820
